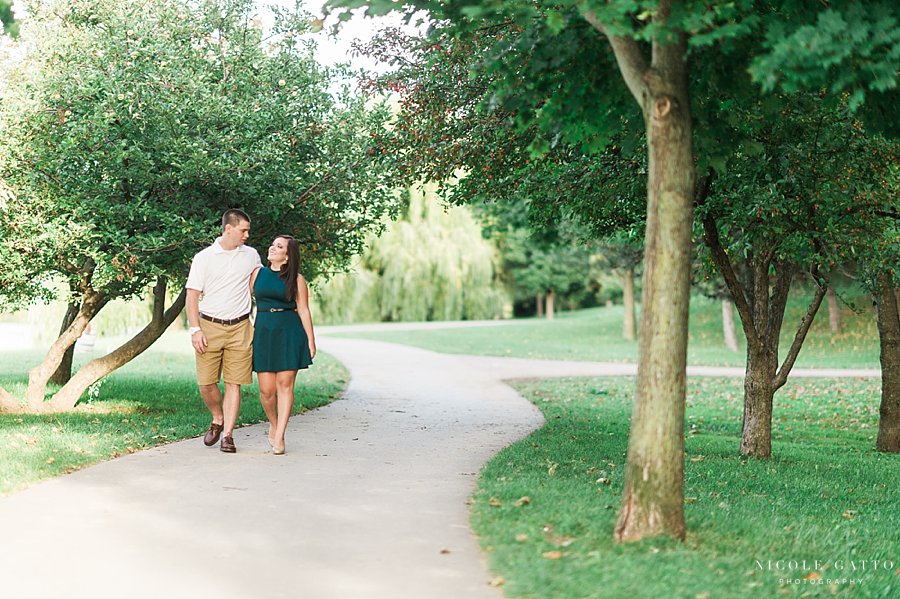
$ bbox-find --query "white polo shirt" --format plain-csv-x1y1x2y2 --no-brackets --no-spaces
186,238,262,320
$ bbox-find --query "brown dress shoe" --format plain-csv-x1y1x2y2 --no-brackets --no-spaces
203,422,224,446
220,435,236,453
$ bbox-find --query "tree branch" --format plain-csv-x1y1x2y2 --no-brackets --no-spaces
48,287,188,411
579,9,649,106
774,278,827,390
766,260,794,342
701,214,761,350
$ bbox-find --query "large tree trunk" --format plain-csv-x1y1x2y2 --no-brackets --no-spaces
722,298,739,352
826,287,842,334
48,282,186,411
875,275,900,453
588,4,693,542
536,291,544,318
545,288,555,320
24,290,108,410
623,267,636,340
48,302,80,386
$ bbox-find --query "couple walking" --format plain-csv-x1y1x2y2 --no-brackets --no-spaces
185,209,316,455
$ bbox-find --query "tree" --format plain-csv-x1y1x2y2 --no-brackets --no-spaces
698,95,895,458
874,271,900,453
746,1,900,454
0,0,397,412
593,235,643,339
825,287,842,334
855,154,900,454
493,225,597,319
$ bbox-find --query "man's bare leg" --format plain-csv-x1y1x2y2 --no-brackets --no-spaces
199,383,224,424
222,382,242,438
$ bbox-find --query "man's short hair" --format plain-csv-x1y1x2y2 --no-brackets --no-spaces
222,209,250,229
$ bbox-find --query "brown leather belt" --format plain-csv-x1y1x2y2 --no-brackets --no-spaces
200,313,250,325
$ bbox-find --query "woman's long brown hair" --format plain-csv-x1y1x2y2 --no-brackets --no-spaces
275,235,300,302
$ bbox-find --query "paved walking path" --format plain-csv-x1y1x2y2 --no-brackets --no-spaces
0,336,880,599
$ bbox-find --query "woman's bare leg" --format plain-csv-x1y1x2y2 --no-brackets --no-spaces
257,372,278,447
272,370,298,453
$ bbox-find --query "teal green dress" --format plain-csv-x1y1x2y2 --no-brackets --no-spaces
253,267,313,372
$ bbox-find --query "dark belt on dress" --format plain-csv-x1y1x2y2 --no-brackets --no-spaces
257,308,288,312
200,313,250,325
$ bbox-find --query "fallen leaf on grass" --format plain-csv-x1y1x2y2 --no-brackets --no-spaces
690,456,704,462
803,572,822,581
46,457,55,464
515,534,529,543
488,497,503,507
542,525,575,547
596,477,611,485
488,576,505,587
514,496,531,507
542,550,563,560
842,510,856,519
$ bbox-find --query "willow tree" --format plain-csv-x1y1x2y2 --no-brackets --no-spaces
0,0,397,412
315,181,508,323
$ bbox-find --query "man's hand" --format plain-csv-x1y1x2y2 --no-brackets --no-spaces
192,330,208,354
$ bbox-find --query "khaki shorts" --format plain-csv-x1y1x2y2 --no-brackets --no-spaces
195,319,253,385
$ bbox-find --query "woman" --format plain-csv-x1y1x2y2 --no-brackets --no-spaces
250,235,316,455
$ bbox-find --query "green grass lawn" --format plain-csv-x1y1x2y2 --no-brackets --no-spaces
328,292,881,369
472,376,898,599
0,331,348,495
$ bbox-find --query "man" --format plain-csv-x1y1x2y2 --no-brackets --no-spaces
186,209,262,453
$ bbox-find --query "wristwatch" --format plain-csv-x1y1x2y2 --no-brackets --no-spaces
189,326,202,335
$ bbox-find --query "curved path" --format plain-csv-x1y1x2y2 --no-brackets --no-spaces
0,336,880,599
